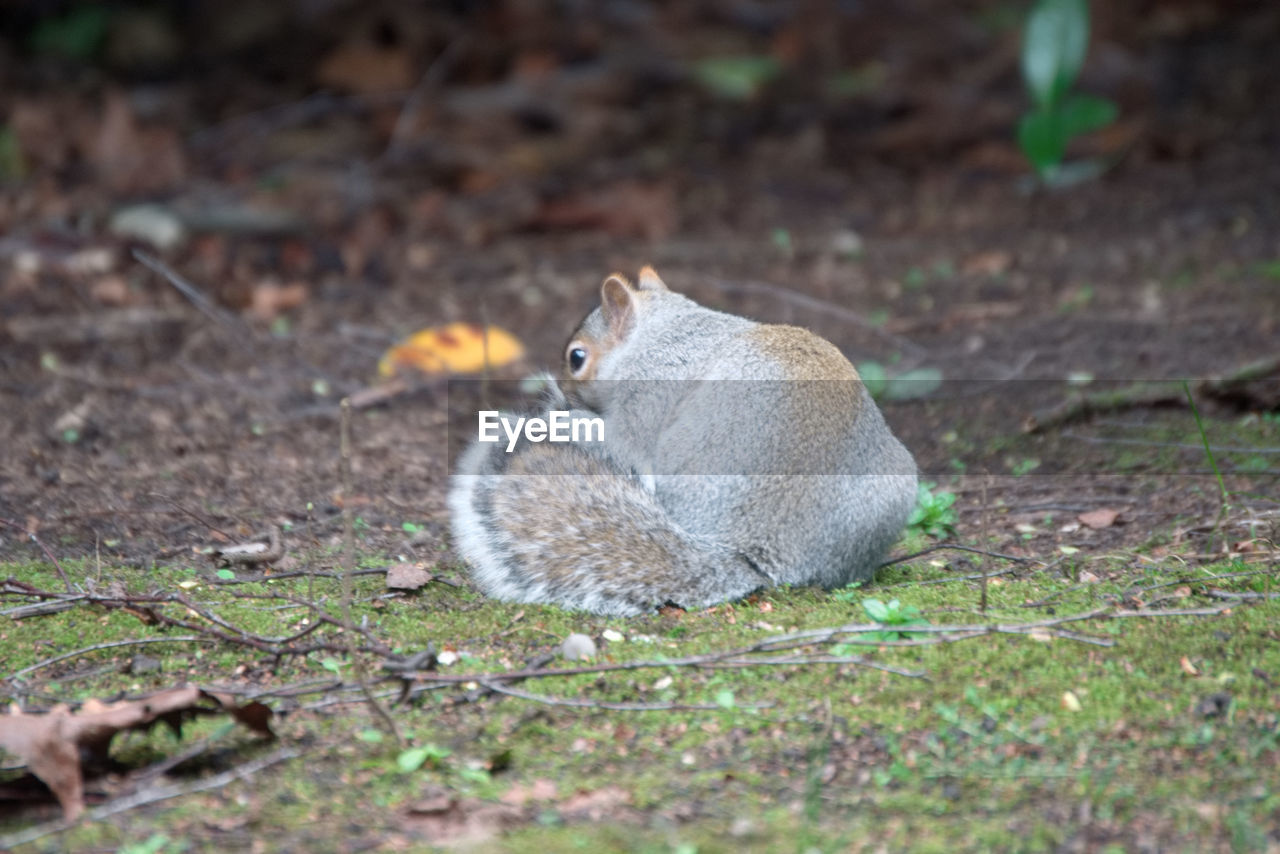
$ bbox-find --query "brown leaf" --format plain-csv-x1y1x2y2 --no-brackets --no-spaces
399,786,524,846
558,785,632,821
0,687,273,820
90,90,186,195
248,281,309,321
1078,508,1120,529
316,42,414,94
387,565,434,591
534,181,676,240
961,250,1013,276
499,778,558,806
1180,656,1200,676
90,275,136,306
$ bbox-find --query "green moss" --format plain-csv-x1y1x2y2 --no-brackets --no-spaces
3,535,1278,852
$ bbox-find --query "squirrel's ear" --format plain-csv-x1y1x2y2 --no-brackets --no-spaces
601,274,638,338
636,266,668,292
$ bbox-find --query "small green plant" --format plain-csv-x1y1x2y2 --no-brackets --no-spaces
0,125,24,181
397,743,452,773
30,4,110,61
858,362,944,402
830,580,864,604
906,481,958,538
1009,457,1041,476
692,55,782,100
860,597,929,641
1018,0,1117,183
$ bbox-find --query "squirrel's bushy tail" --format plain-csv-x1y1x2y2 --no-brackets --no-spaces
449,440,771,617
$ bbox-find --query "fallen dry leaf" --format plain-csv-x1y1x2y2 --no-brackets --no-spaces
558,785,631,821
499,778,559,806
0,687,272,820
249,281,309,321
90,275,135,306
1078,508,1120,529
399,786,524,846
961,250,1013,276
1180,656,1200,676
316,42,414,94
533,181,677,240
90,90,187,195
378,323,525,377
387,565,434,591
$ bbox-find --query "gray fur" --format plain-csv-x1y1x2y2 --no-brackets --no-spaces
449,274,918,615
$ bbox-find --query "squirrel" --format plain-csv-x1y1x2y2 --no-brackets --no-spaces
448,267,918,616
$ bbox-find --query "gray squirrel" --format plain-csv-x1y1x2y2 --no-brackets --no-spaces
448,268,918,616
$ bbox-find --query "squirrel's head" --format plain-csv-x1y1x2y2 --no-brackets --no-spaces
560,266,670,399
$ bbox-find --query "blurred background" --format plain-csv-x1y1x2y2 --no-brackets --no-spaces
1,0,1277,554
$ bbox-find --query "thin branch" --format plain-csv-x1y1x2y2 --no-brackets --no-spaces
703,276,927,358
881,543,1037,568
881,567,1020,588
0,518,73,591
133,250,257,346
384,35,469,159
208,566,389,586
477,679,770,712
1206,589,1280,601
5,636,205,682
0,747,299,850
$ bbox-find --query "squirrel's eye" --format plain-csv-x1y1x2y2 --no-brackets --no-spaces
568,346,588,373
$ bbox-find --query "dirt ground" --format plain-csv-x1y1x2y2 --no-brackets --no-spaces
2,1,1277,568
0,3,1278,847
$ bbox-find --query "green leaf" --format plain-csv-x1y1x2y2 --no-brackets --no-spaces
857,361,888,399
458,766,491,784
692,56,782,100
1022,0,1090,109
321,657,342,673
401,521,421,534
0,125,25,181
357,729,385,743
883,367,943,401
30,5,110,61
215,568,235,580
397,746,431,773
714,689,736,709
1018,109,1068,173
862,598,890,622
1057,93,1118,138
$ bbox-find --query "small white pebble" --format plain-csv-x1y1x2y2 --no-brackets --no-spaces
561,633,597,661
109,204,187,251
831,229,865,258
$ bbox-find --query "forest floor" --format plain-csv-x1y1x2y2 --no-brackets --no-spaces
1,2,1278,851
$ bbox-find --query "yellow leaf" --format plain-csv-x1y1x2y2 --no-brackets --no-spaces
1061,691,1082,712
378,323,525,377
